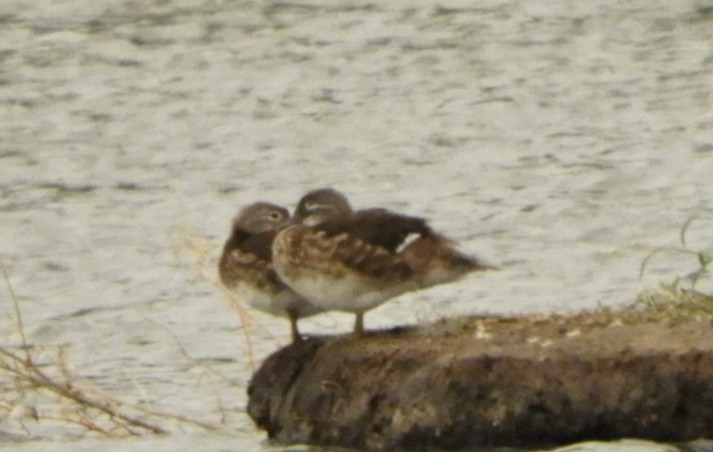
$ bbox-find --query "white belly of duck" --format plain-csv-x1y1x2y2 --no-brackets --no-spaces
229,282,318,318
278,268,415,313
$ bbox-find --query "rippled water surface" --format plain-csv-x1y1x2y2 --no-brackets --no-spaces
1,0,712,450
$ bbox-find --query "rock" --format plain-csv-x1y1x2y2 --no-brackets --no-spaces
247,307,713,450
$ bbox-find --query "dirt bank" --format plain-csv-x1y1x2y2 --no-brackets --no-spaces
248,299,713,450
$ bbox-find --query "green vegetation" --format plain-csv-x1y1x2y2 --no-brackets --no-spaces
635,217,713,317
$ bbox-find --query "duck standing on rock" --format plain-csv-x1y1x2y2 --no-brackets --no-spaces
272,188,497,335
219,202,322,343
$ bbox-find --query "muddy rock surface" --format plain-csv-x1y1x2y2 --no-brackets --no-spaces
248,308,713,450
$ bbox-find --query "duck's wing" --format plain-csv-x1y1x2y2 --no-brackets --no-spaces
219,230,283,289
314,208,433,253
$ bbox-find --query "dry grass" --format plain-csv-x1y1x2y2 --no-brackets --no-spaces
633,285,713,319
0,220,296,439
0,255,221,438
175,226,284,370
0,223,280,438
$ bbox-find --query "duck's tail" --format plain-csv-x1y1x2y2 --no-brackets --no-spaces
401,235,498,288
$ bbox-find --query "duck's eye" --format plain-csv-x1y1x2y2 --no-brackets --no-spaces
269,211,282,221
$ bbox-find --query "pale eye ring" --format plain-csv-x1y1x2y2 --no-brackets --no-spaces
269,211,282,221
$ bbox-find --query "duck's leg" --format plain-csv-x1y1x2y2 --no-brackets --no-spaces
353,312,364,336
288,310,301,343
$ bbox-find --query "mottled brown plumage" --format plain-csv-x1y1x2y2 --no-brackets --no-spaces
274,188,496,335
219,202,321,343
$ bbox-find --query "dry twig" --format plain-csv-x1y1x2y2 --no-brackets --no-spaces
0,255,217,437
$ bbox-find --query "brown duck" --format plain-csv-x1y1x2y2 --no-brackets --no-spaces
272,188,496,335
219,202,321,343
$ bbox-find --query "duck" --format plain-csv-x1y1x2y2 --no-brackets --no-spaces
272,188,496,335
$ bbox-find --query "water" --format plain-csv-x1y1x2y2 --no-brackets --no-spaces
1,0,712,449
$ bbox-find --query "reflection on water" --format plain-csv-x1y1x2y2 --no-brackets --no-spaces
1,0,712,449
